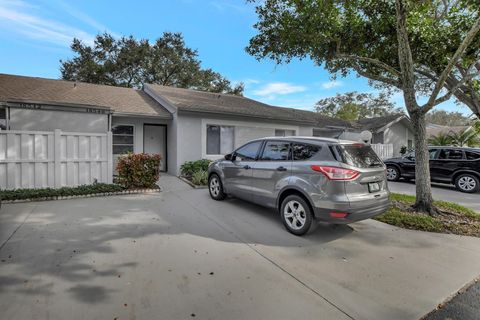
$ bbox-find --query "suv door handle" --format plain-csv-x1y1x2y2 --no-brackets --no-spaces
243,165,251,169
276,166,287,171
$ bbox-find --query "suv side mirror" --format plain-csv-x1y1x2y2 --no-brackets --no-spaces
225,153,234,161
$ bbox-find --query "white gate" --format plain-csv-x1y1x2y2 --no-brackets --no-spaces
0,129,112,190
371,143,394,160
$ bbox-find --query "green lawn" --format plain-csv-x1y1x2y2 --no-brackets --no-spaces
374,193,480,237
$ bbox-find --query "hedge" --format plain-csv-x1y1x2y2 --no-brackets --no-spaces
0,183,126,201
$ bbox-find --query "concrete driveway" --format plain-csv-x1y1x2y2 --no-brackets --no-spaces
388,180,480,212
1,177,480,320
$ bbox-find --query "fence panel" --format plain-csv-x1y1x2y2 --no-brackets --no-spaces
371,143,394,160
0,129,112,190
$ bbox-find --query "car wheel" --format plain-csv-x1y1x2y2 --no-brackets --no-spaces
280,195,313,236
386,166,400,182
455,174,480,193
209,173,226,200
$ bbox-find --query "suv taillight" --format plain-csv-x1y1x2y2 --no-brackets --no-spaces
311,165,360,180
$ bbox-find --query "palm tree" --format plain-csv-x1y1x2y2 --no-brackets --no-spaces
448,128,479,147
428,132,452,146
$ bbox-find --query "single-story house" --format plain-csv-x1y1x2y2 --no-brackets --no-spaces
0,73,412,187
357,114,414,155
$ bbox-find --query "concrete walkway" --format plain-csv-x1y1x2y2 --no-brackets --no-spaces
1,179,480,320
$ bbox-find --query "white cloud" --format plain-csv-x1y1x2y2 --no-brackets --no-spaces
243,78,260,85
53,0,120,37
209,1,248,12
0,0,100,47
253,82,307,96
321,80,342,89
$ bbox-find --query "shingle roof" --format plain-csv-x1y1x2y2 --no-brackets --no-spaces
0,74,171,118
426,125,471,138
146,84,351,127
357,114,405,131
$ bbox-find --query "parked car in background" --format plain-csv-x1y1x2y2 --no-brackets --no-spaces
207,137,390,235
384,147,480,193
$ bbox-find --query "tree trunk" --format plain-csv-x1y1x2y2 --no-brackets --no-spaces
410,111,437,215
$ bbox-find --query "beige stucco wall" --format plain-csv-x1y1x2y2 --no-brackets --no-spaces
111,116,171,172
174,113,313,175
9,108,108,133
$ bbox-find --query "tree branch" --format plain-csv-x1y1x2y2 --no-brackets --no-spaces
396,0,418,111
352,65,402,89
426,15,480,106
335,54,401,76
425,70,480,111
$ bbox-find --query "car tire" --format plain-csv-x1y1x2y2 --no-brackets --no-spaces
208,173,226,200
280,195,313,236
455,173,480,193
386,166,400,182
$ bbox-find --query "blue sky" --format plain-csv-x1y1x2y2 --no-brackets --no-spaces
0,0,470,115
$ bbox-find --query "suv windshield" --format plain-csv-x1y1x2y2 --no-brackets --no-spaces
334,144,383,168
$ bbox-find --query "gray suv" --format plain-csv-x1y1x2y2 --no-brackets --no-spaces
207,137,390,235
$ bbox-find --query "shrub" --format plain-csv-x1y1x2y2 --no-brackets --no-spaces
0,183,126,201
116,153,162,188
191,170,208,186
400,145,407,155
180,159,212,177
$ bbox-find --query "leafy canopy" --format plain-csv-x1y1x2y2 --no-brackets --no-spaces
247,0,480,114
61,32,243,95
425,109,473,126
315,91,404,120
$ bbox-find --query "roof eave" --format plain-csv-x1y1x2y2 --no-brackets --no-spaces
3,98,112,111
177,109,318,125
113,111,172,119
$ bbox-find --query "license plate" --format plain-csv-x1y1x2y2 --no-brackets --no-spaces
368,182,380,193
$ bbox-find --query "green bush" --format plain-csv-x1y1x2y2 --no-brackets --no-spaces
0,183,126,201
191,170,208,186
116,153,162,188
180,159,212,177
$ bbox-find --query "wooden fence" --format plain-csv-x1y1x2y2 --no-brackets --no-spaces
0,129,112,190
371,143,394,160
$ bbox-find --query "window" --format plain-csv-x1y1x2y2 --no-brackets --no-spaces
274,129,295,137
0,108,6,130
335,144,383,168
429,149,438,160
207,125,234,155
112,125,134,154
260,141,290,161
438,149,464,160
234,141,262,161
465,151,480,160
293,144,321,161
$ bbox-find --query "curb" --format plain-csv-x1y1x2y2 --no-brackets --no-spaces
1,187,163,204
178,176,208,189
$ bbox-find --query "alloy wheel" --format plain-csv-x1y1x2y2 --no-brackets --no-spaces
458,176,476,192
283,200,306,230
210,177,220,197
386,168,397,180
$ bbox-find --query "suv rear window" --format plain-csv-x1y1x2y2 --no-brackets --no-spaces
438,149,464,160
465,151,480,160
292,143,321,161
334,144,383,168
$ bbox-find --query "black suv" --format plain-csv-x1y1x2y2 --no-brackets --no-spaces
384,147,480,193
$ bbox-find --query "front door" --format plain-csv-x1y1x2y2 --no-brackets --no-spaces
223,140,263,201
251,140,292,208
144,124,167,171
